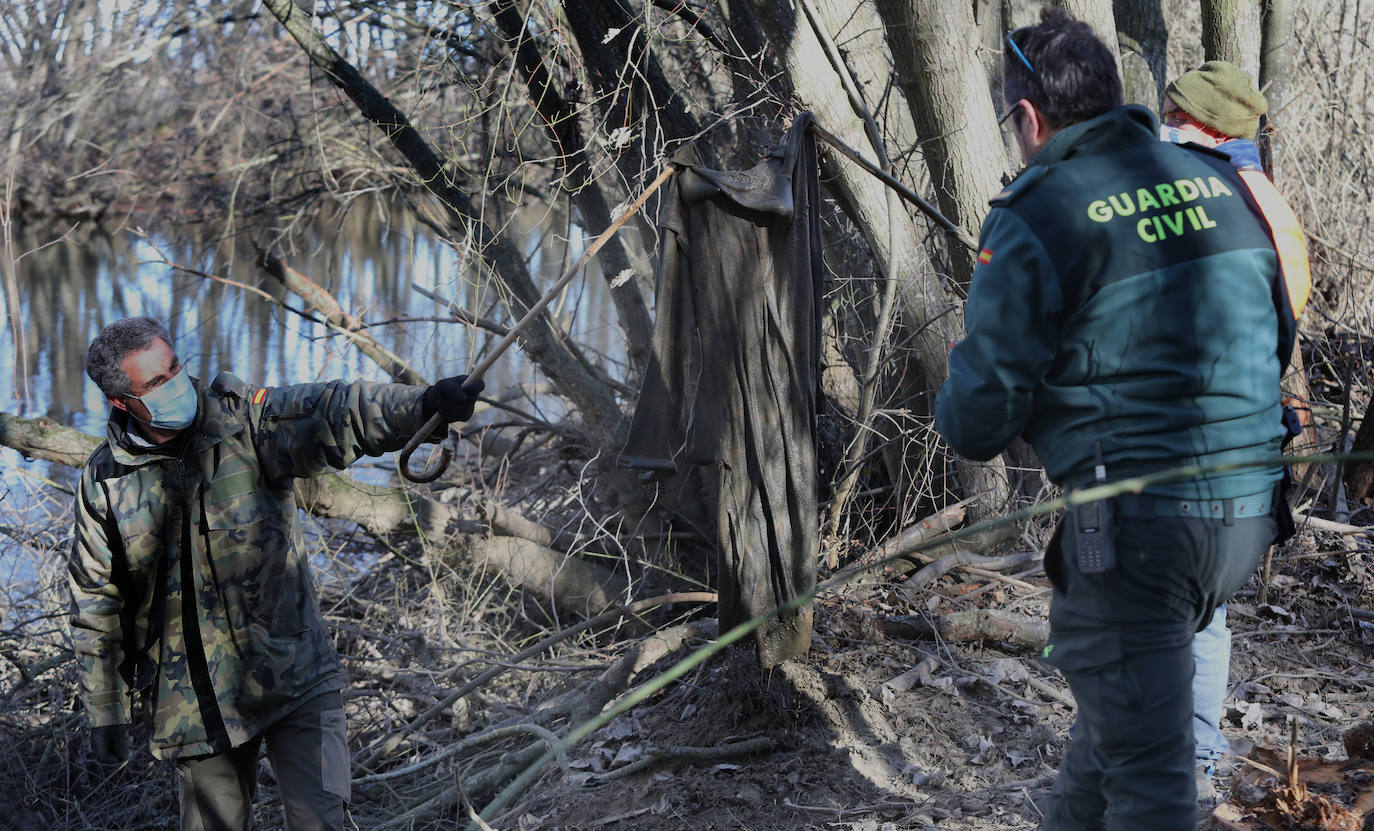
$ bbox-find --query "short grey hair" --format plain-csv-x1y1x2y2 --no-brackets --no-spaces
85,317,174,398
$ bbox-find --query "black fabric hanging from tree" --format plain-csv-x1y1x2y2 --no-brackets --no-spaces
622,112,822,669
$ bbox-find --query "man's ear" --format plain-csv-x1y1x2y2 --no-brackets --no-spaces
1022,101,1049,143
1013,100,1057,160
108,395,129,413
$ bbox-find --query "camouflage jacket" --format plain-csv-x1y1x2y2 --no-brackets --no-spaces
69,373,433,760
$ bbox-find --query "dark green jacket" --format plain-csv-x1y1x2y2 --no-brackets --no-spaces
69,373,433,759
935,106,1296,499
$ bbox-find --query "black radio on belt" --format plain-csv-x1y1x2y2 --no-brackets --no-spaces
1074,443,1117,574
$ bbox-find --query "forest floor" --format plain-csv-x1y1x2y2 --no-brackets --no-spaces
4,504,1374,831
490,513,1374,831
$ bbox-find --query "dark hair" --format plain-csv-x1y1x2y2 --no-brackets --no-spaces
1004,7,1123,130
86,317,173,397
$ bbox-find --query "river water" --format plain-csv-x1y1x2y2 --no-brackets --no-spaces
0,202,629,590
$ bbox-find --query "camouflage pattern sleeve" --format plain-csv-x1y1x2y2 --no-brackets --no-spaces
68,467,132,727
250,379,434,481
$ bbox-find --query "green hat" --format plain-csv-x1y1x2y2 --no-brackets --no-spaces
1165,60,1268,140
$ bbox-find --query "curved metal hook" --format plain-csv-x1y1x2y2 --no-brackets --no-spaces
399,412,450,483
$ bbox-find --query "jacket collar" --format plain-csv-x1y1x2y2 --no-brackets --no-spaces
1029,105,1160,167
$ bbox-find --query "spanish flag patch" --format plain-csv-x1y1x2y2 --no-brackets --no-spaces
977,248,994,265
251,387,269,405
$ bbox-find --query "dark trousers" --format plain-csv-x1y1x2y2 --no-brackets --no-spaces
175,690,349,831
1040,510,1273,831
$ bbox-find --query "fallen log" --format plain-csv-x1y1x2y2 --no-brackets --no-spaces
0,411,629,622
0,412,99,468
1293,511,1374,536
877,608,1049,651
880,522,1022,578
855,502,967,571
902,549,1039,591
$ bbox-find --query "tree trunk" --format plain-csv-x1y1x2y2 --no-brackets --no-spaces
489,0,655,376
745,0,932,291
875,0,1008,287
1343,403,1374,507
1201,0,1263,81
873,0,1013,519
1114,0,1168,110
1259,0,1296,175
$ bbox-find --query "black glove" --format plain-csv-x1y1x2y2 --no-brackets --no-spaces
423,374,485,423
91,723,131,764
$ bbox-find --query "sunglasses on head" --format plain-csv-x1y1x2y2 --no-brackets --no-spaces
1006,32,1035,74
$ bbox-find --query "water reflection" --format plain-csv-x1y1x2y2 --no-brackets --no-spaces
0,198,628,498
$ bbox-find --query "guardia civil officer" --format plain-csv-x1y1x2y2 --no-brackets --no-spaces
69,316,483,830
934,10,1296,830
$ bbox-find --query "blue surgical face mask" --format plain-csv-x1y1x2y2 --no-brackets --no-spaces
135,367,198,430
1160,124,1190,144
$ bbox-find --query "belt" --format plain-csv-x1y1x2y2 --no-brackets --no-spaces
1113,491,1273,521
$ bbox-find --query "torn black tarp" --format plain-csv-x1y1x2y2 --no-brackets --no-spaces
622,113,822,668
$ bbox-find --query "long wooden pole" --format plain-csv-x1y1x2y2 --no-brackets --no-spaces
400,165,676,482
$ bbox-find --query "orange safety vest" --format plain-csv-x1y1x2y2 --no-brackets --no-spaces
1238,169,1312,320
1239,170,1314,441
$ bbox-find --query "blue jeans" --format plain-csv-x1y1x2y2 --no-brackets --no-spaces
1192,605,1231,764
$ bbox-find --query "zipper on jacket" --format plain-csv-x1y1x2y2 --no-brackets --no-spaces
173,453,231,750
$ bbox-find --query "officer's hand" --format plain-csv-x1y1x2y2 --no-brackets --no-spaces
424,374,485,423
91,723,131,764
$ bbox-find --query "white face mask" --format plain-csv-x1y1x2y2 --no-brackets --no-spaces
135,367,198,430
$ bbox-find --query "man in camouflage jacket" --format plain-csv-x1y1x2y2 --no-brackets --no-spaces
69,316,482,830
